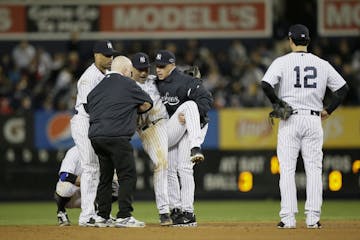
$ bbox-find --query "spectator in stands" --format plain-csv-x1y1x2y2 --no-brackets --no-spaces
12,40,36,71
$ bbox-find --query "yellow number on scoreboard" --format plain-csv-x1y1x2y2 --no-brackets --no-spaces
329,170,342,191
352,160,360,174
270,156,280,174
238,171,253,192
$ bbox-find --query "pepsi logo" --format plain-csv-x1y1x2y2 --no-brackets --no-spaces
47,113,73,148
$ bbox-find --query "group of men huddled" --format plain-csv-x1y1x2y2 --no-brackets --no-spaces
54,23,349,230
54,40,213,228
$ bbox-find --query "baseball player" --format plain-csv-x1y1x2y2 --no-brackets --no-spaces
131,52,172,226
55,146,119,226
70,40,117,226
155,50,213,227
261,24,349,229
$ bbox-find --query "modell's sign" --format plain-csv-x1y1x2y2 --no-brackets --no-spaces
100,0,272,38
0,0,271,40
318,0,360,36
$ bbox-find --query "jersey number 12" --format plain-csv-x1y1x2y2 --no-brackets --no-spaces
293,66,317,88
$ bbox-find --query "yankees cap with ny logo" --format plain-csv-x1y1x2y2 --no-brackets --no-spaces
155,50,176,66
131,52,150,69
93,40,118,57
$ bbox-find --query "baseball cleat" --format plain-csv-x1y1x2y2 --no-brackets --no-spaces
78,217,96,227
159,213,173,226
115,216,145,228
57,211,70,226
172,211,197,227
307,221,322,229
190,147,204,163
93,215,115,227
170,208,182,222
277,221,296,229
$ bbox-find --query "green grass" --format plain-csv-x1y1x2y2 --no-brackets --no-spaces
0,200,359,225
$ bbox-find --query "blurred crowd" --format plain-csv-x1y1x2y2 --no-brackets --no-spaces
0,35,359,115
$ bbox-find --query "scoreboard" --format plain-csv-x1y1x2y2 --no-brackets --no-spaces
0,148,359,200
192,150,360,199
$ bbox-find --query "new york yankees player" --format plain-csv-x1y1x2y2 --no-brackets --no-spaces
70,40,117,226
131,52,172,226
54,146,119,226
155,50,213,226
261,24,349,229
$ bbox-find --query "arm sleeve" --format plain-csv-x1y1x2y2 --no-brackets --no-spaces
325,83,349,114
261,81,281,104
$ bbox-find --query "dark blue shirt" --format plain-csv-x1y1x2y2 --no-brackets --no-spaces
156,68,213,125
87,73,153,138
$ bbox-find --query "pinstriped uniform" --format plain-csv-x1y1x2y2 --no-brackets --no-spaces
263,52,346,226
59,146,83,176
70,63,105,224
55,146,119,210
168,123,208,212
56,146,81,207
136,75,170,214
166,100,207,213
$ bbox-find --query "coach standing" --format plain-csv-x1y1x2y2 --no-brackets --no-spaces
87,56,152,228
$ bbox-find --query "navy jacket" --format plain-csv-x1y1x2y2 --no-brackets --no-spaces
156,68,213,126
87,73,153,139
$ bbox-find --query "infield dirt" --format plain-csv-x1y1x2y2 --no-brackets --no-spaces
1,221,359,240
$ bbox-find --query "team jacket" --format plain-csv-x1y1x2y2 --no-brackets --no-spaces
87,72,153,139
156,68,213,126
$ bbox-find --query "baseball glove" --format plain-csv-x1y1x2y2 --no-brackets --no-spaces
184,65,201,79
269,100,293,122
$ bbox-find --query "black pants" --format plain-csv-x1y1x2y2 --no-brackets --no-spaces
91,137,137,219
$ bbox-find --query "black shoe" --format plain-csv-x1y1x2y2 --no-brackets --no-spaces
159,213,172,226
170,208,182,222
307,221,322,229
190,147,204,164
172,211,197,227
183,211,197,226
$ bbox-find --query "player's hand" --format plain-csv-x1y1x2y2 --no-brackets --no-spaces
178,113,185,125
321,110,330,121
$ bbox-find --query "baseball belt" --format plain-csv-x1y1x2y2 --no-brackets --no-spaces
141,118,165,131
292,109,320,116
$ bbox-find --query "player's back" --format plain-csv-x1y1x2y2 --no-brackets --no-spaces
276,52,332,111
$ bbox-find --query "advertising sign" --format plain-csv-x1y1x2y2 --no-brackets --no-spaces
318,0,360,36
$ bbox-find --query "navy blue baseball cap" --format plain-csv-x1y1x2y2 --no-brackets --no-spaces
155,50,176,66
288,24,310,41
131,52,150,69
93,40,117,57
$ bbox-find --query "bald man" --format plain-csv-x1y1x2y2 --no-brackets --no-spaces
87,55,153,228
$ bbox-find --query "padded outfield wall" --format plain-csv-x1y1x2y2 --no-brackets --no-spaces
0,107,359,200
